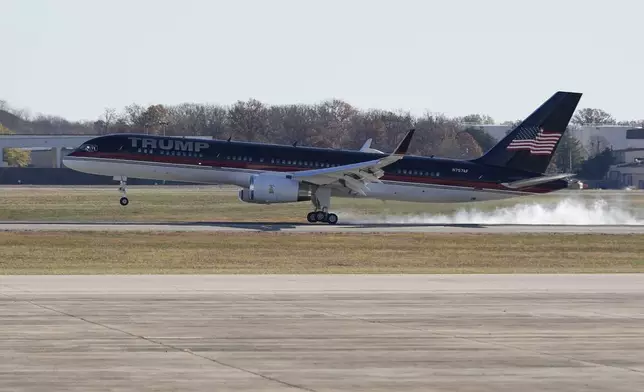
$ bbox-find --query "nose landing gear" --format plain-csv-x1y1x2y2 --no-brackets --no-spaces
115,176,129,206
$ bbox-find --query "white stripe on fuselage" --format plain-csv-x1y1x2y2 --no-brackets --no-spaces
62,156,535,203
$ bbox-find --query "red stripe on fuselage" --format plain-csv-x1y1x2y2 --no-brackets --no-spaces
69,151,556,194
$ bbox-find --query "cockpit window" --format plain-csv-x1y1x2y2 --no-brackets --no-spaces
80,144,98,152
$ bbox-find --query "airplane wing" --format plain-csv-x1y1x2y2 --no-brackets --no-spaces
501,173,576,189
287,129,415,196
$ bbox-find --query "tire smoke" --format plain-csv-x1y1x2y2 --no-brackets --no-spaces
343,197,644,225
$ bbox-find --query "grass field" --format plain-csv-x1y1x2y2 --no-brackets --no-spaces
1,186,642,275
1,231,642,274
1,185,642,222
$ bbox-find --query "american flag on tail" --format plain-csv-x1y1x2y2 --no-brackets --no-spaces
506,126,562,155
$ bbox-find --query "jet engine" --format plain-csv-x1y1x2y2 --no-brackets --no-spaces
238,187,260,203
567,179,585,189
237,174,312,204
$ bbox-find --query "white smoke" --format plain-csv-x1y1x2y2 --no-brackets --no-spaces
342,197,644,225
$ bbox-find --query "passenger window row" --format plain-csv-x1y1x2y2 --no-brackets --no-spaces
225,156,339,168
227,156,254,162
270,158,338,168
396,169,441,177
138,148,204,158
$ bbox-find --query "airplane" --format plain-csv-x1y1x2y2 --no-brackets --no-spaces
63,91,583,225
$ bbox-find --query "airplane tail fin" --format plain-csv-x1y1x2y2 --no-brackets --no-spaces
472,91,582,174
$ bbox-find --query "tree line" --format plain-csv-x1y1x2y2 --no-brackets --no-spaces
1,98,642,177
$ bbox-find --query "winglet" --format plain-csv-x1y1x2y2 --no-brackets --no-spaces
393,129,415,156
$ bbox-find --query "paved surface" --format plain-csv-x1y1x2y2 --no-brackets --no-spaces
1,221,644,234
1,275,643,392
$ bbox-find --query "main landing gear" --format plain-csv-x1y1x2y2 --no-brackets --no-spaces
116,176,129,206
307,211,338,224
307,186,338,225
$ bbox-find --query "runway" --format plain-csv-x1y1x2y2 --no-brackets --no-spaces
1,221,644,233
2,275,644,391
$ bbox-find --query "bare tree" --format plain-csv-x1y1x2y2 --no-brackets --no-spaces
588,135,611,157
123,103,146,132
228,99,270,142
310,99,358,148
458,114,495,125
141,104,169,135
374,110,414,152
9,107,33,121
413,112,468,158
103,108,116,133
202,105,229,138
94,108,117,134
572,108,616,126
617,119,644,127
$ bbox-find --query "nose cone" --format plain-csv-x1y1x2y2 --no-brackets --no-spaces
61,156,72,169
62,153,82,170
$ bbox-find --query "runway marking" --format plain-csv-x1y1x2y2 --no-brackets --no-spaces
3,275,644,391
223,290,644,377
0,290,317,392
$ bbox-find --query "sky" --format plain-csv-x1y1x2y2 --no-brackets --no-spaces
2,0,644,123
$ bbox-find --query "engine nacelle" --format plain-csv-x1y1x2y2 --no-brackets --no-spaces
567,179,585,189
238,187,264,203
238,174,311,204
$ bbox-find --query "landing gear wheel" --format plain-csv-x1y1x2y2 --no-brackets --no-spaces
315,211,327,222
307,212,317,223
326,213,338,225
116,176,129,207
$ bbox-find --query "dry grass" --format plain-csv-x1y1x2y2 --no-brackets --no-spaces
0,185,642,222
0,231,642,274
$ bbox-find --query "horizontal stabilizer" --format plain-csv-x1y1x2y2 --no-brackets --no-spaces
501,173,575,189
359,138,372,151
359,138,385,153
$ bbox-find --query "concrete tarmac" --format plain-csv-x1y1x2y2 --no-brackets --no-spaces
1,221,644,233
1,275,644,391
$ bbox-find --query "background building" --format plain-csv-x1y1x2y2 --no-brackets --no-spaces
0,135,92,168
607,128,644,188
478,124,644,189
